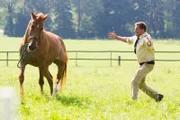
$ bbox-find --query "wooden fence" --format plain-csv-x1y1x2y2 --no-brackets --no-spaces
0,50,180,66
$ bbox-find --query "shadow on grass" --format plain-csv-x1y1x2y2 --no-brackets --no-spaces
20,93,91,109
55,94,91,108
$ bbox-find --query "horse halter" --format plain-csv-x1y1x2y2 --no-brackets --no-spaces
26,18,44,52
28,25,42,42
28,19,44,41
27,29,41,51
28,35,39,42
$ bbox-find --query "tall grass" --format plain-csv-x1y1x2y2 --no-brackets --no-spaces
0,36,180,120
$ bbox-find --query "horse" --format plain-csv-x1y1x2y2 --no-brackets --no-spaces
18,11,68,98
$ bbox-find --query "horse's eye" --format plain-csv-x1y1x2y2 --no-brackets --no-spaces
40,28,43,31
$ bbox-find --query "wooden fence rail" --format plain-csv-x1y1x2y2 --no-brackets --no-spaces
0,50,180,66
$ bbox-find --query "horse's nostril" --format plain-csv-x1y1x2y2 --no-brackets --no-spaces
29,45,33,50
29,45,36,51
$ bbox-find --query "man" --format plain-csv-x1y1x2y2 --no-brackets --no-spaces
108,21,163,102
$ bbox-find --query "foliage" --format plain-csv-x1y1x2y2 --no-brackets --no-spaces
13,13,29,37
0,0,180,39
171,0,180,38
95,0,135,38
53,0,75,38
4,15,14,36
71,0,103,38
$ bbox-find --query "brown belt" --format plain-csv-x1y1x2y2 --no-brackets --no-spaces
139,60,155,66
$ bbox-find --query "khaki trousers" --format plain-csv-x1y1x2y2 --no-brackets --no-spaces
131,63,158,100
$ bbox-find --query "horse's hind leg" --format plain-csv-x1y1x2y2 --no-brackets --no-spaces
53,60,66,95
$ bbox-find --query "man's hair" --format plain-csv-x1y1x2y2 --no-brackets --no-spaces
135,21,146,32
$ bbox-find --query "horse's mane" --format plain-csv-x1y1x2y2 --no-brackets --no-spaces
23,21,31,43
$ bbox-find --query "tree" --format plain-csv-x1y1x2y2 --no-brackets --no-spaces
52,0,75,38
4,16,14,36
171,0,180,38
0,0,179,39
94,0,135,38
0,0,19,14
71,0,103,38
14,12,29,37
0,0,20,36
135,0,169,38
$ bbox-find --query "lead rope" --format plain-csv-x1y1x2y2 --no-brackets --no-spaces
17,44,29,68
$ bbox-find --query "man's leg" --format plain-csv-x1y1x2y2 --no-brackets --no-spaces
139,77,158,99
131,64,154,100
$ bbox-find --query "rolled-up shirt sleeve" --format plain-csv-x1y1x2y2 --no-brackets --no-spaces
127,36,135,44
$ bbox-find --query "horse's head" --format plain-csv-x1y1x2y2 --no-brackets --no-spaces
27,11,48,52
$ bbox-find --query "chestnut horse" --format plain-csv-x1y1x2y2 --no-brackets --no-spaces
18,11,68,98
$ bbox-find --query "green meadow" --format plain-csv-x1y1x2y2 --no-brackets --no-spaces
0,36,180,120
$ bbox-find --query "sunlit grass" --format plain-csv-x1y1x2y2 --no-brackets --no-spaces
0,63,180,119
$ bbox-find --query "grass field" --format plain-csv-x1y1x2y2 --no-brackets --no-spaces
0,36,180,120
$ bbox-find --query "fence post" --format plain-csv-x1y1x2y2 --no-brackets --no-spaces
6,52,9,67
75,51,78,66
118,56,121,66
110,52,112,67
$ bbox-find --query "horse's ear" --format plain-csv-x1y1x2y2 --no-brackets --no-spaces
30,10,36,20
43,14,48,21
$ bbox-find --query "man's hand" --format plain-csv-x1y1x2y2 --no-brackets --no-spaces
146,37,152,46
108,32,117,39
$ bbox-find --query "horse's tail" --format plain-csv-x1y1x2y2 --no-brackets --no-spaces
59,40,68,91
59,61,67,91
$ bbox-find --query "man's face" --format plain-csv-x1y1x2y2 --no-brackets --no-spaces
134,25,145,37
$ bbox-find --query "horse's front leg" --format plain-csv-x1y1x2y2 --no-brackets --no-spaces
19,66,26,98
44,67,53,95
38,67,45,94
